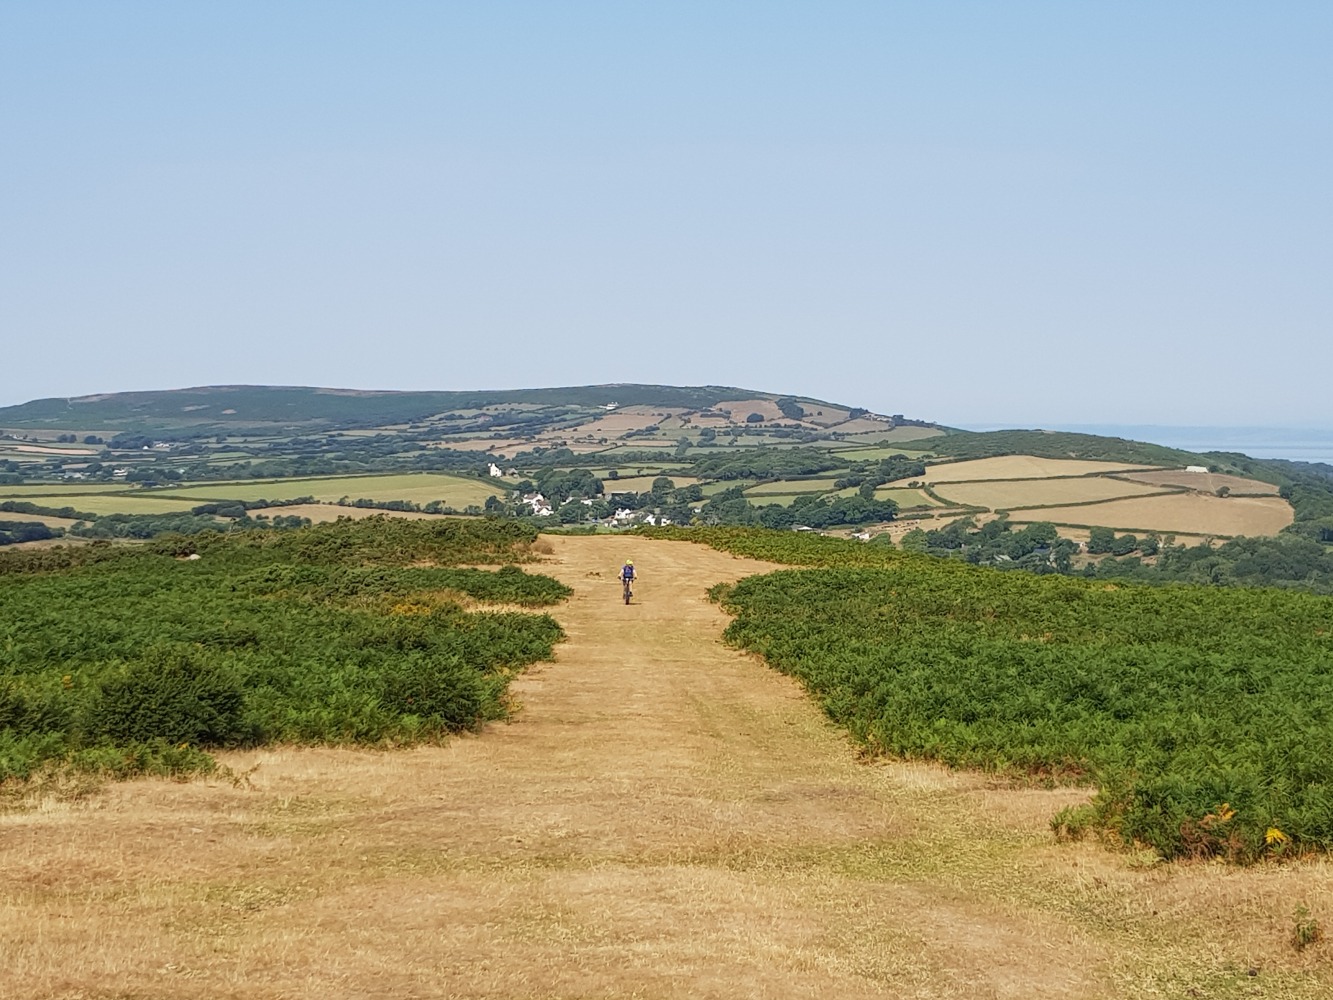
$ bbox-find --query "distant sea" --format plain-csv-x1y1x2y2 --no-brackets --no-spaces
962,424,1333,467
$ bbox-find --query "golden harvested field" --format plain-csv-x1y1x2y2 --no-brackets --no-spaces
5,535,1329,1000
833,417,898,434
1012,493,1294,537
932,477,1168,510
1120,469,1280,495
160,474,501,508
716,398,785,421
799,404,850,426
578,408,677,437
897,456,1162,484
12,444,97,456
249,504,449,524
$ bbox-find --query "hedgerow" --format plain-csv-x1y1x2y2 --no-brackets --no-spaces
0,518,568,784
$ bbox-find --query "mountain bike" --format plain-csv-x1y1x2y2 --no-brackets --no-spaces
622,577,633,604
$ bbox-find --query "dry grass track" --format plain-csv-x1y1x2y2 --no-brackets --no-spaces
2,535,1330,999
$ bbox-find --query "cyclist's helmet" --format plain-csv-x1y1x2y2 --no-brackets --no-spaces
625,560,634,566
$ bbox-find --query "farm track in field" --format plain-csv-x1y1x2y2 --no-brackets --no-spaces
2,535,1330,999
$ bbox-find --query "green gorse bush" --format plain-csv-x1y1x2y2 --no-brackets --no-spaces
0,517,568,783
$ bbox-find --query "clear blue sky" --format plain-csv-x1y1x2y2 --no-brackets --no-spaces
2,2,1329,426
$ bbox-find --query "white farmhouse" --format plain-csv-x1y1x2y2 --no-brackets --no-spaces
521,492,554,517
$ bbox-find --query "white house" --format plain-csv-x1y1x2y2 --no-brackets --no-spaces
488,463,504,478
521,492,554,517
1185,465,1209,474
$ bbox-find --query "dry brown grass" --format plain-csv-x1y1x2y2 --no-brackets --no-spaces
832,417,897,434
1019,493,1295,537
933,477,1168,510
2,535,1329,999
0,511,81,528
1120,469,1280,495
13,444,97,456
576,410,670,437
716,398,786,422
899,456,1163,484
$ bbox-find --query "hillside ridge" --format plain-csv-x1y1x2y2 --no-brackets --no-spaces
0,383,897,434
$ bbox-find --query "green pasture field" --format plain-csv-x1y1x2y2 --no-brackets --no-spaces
700,480,757,496
52,495,205,516
0,483,144,496
826,486,927,504
743,494,808,507
873,487,940,507
745,478,842,496
828,445,930,460
158,473,502,508
832,427,941,445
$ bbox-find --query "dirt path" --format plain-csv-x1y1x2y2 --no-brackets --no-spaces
2,535,1330,998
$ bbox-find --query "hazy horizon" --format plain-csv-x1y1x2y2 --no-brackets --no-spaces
3,4,1330,427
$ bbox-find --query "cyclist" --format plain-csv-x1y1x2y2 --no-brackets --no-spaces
620,559,636,603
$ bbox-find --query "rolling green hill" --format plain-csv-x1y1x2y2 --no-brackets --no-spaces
0,384,849,434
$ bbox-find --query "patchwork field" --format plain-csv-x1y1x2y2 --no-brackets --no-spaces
12,445,97,456
932,477,1169,510
872,487,941,507
160,474,502,508
431,437,528,452
577,408,677,437
830,445,930,460
745,478,843,496
715,398,786,421
0,483,146,497
249,503,450,524
1120,469,1281,495
604,476,701,494
1011,493,1295,537
833,417,898,434
0,511,81,529
701,479,758,495
0,493,201,516
900,456,1161,484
